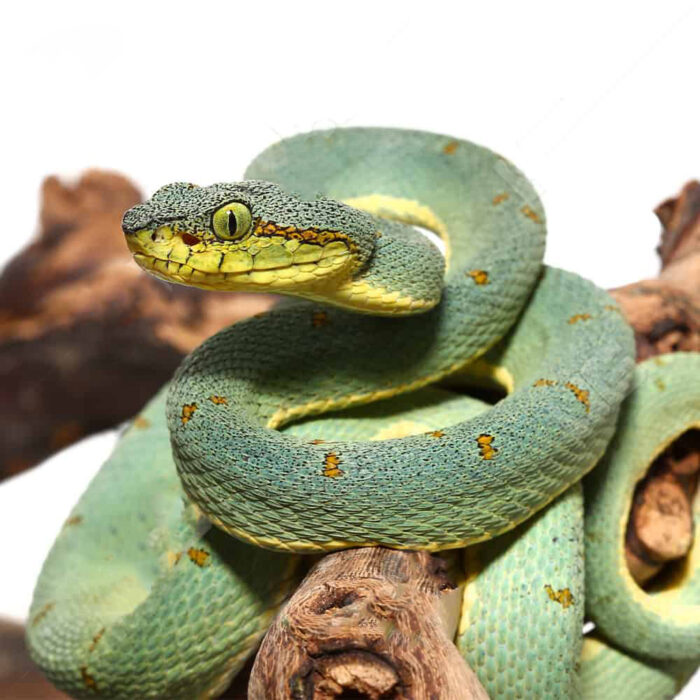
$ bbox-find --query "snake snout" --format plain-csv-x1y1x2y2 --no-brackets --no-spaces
121,219,140,237
121,205,151,236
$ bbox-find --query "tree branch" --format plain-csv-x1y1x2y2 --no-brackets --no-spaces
248,548,487,699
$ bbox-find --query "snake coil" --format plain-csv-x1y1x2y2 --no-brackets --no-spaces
27,129,699,698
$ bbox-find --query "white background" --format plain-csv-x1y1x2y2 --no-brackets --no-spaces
1,0,698,693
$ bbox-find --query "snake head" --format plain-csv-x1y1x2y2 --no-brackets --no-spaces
122,180,377,295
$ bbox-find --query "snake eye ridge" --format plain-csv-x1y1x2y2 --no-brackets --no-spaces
212,202,253,241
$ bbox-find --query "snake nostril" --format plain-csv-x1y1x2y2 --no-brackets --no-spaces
182,233,200,246
151,232,158,242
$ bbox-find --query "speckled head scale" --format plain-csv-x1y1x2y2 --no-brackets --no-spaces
121,177,445,314
123,181,289,235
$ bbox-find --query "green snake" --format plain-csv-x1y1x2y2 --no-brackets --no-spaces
27,128,700,698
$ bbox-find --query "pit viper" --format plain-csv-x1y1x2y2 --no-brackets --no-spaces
27,128,700,698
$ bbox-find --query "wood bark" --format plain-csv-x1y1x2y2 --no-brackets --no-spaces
610,179,700,359
0,171,271,478
612,181,700,585
248,549,487,700
625,430,700,584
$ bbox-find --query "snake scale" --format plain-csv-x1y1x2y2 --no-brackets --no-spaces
27,128,700,698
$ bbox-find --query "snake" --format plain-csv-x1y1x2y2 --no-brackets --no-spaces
26,128,699,698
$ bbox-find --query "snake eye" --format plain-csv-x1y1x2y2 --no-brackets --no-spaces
212,202,253,241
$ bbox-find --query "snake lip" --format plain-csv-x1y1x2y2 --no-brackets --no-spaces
132,252,306,278
122,221,159,237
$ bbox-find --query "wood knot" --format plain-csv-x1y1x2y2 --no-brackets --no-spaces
291,650,401,699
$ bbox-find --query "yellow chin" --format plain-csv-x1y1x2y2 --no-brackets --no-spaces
131,251,353,292
126,228,433,314
126,225,356,292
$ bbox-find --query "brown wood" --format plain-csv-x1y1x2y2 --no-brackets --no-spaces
625,430,700,584
0,171,272,478
633,477,694,560
615,182,700,585
0,620,67,699
248,548,487,700
625,546,664,586
610,180,700,360
666,429,700,481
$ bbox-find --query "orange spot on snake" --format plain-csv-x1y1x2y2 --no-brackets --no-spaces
181,403,197,425
467,270,490,285
443,140,459,155
544,584,574,609
187,547,210,567
31,602,54,627
568,313,592,324
492,192,510,205
564,382,590,412
88,627,105,653
310,439,326,445
209,395,228,405
477,434,498,460
64,515,83,527
429,430,446,438
534,380,590,412
80,666,98,692
520,205,542,223
322,452,344,478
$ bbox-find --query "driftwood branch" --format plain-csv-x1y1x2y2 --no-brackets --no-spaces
625,430,700,583
248,549,487,699
610,180,700,359
611,181,700,585
0,171,271,478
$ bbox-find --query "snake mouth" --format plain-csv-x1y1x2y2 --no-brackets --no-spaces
126,229,354,292
132,252,322,287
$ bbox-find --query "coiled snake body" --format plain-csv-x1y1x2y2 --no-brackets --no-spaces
27,129,700,698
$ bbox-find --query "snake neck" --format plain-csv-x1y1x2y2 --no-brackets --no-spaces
300,217,445,315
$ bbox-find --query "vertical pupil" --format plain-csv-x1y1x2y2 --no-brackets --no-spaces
227,209,238,237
